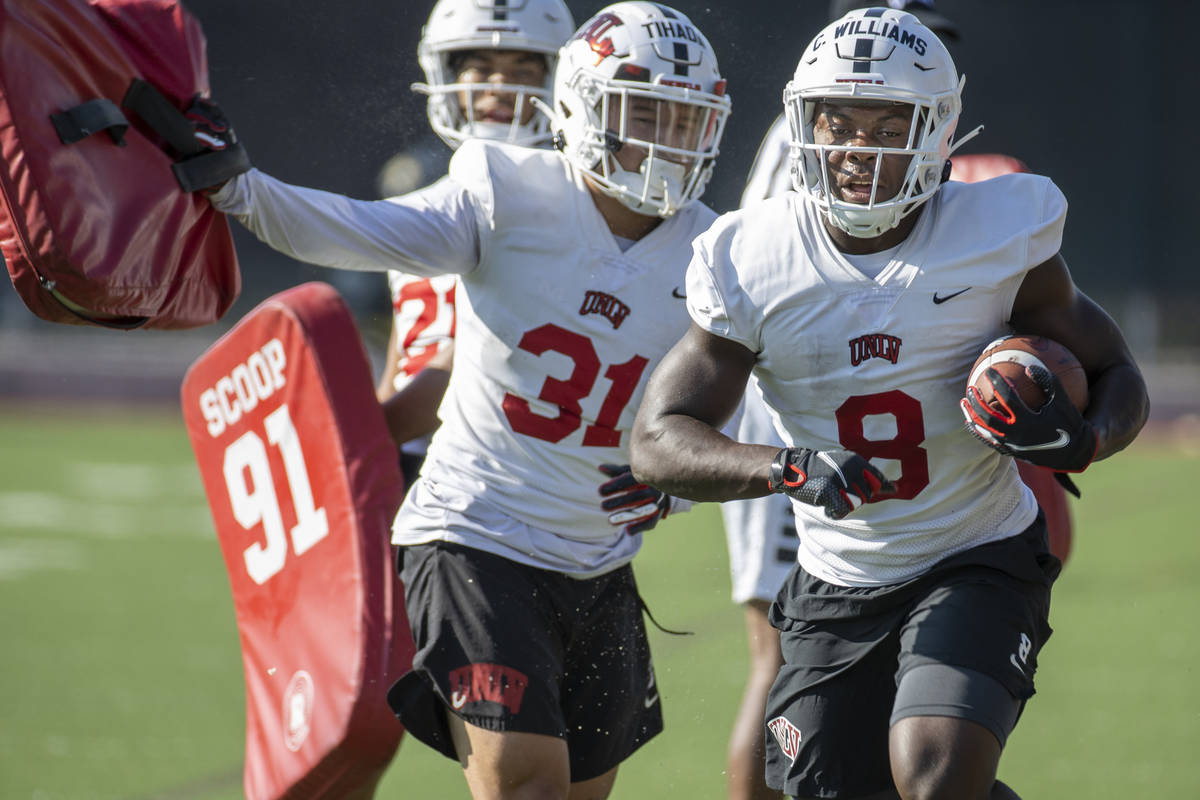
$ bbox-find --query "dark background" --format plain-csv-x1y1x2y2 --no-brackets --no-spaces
178,0,1197,352
1,1,1196,404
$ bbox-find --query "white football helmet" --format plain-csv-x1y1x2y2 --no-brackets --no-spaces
784,6,979,238
548,2,731,217
415,0,575,149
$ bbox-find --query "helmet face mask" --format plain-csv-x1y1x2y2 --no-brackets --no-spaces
785,7,965,238
550,2,731,218
415,0,575,150
578,80,728,217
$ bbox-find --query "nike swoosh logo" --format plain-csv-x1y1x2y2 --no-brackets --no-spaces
1005,429,1070,451
932,287,971,304
914,63,935,72
671,287,686,299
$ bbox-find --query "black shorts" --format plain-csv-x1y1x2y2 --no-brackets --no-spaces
387,541,662,782
764,515,1061,798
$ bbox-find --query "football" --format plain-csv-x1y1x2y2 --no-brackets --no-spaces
967,334,1088,412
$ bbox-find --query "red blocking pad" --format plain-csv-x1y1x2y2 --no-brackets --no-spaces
0,0,240,328
182,282,413,799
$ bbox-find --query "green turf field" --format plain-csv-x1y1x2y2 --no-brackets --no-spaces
1,406,1196,799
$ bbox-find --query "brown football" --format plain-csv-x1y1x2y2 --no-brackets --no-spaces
967,335,1088,412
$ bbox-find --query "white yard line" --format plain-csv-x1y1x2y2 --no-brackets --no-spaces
0,490,214,542
0,539,86,579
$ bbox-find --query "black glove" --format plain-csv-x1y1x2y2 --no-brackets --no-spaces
121,80,251,192
184,96,238,153
767,447,895,520
1054,471,1082,499
178,95,251,193
598,464,671,536
960,364,1097,473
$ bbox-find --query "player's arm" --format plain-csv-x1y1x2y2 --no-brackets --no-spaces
380,343,454,448
630,322,777,502
208,170,480,276
377,323,405,403
633,324,897,518
1004,253,1148,463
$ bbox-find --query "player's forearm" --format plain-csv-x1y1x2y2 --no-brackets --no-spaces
380,366,450,449
210,169,476,275
1086,361,1149,462
630,414,776,502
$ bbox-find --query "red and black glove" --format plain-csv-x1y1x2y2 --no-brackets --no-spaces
178,95,250,193
767,447,894,520
960,364,1097,473
120,81,250,192
598,464,672,536
184,96,238,153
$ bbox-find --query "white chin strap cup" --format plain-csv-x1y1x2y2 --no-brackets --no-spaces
609,157,686,217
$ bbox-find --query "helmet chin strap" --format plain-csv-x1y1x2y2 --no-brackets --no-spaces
830,205,901,239
462,120,525,141
609,156,687,217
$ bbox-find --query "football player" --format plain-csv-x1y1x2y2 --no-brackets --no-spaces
376,0,575,488
207,3,732,797
720,4,1069,799
631,6,1147,800
740,0,1072,556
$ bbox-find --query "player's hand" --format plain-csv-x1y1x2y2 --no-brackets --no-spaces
767,447,894,520
185,96,238,153
180,95,249,193
960,364,1097,472
598,464,671,536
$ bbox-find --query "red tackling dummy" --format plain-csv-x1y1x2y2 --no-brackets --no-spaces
182,283,413,799
951,153,1074,564
0,0,245,328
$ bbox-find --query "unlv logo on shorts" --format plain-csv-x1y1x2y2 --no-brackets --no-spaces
448,663,529,714
575,12,624,64
768,715,802,764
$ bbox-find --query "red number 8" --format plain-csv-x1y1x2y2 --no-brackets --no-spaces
835,390,929,500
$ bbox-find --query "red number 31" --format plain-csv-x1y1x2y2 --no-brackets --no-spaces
501,323,648,448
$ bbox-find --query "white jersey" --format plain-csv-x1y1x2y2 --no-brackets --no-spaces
688,174,1067,586
212,141,715,577
386,262,458,392
385,253,457,458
